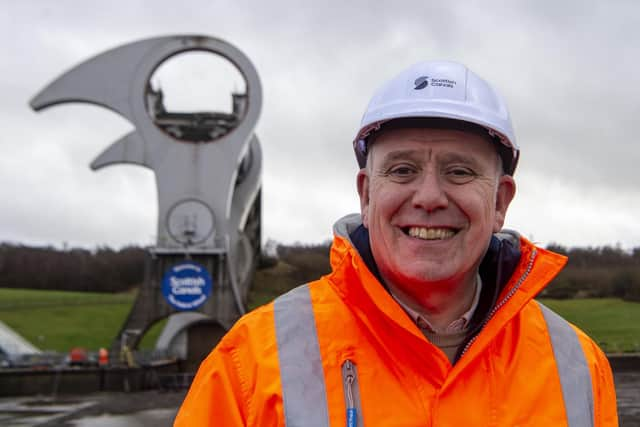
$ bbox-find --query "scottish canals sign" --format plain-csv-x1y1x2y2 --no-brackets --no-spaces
162,262,212,310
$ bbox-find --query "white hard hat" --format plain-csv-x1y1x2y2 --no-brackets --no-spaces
353,60,519,175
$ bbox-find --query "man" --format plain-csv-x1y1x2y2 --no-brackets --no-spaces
175,61,618,426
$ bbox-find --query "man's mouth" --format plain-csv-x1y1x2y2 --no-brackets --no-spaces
404,226,457,240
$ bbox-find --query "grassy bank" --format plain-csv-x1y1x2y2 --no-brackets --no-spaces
0,288,136,351
540,298,640,353
1,287,638,353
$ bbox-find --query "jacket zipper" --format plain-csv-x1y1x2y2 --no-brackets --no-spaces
460,248,538,358
342,359,362,427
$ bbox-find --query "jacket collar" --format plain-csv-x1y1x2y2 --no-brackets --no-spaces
329,214,568,363
332,213,521,302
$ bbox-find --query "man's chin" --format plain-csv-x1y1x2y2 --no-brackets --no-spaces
383,263,459,289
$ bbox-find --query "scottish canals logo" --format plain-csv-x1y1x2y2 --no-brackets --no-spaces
162,261,212,311
414,76,429,90
414,75,457,90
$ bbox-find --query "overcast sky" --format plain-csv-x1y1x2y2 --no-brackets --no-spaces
2,0,639,250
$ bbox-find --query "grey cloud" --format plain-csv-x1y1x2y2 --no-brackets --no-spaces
1,0,639,248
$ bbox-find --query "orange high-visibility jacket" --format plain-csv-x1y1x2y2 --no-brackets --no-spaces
176,215,618,426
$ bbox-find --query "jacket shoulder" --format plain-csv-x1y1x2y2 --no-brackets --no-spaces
530,301,618,426
570,315,619,426
221,280,330,352
175,297,283,425
203,298,278,364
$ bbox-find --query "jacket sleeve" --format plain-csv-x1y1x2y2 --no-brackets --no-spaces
591,343,619,427
174,340,249,426
173,304,282,426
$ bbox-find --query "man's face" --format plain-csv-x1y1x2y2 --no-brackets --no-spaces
357,127,516,294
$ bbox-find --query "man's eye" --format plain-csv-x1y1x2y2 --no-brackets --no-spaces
450,168,473,176
388,166,416,177
445,167,476,183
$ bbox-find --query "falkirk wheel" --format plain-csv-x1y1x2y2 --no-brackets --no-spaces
31,35,262,361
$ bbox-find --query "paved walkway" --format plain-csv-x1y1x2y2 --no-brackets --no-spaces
615,371,640,426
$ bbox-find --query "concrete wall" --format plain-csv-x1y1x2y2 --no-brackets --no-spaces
0,363,179,397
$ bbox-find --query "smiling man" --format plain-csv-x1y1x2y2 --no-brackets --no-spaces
175,61,618,426
357,124,515,351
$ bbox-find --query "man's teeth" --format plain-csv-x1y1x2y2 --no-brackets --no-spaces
407,227,455,240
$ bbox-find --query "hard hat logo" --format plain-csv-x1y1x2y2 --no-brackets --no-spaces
428,78,457,89
414,76,429,90
414,76,458,90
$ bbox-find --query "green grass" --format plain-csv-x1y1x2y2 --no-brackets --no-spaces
0,288,133,310
540,298,640,353
0,288,175,352
0,288,136,351
138,318,168,349
1,288,638,353
248,261,299,309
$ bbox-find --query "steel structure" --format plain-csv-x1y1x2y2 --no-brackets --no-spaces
31,35,262,359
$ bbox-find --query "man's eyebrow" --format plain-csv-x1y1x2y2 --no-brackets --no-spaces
437,152,479,165
378,149,424,166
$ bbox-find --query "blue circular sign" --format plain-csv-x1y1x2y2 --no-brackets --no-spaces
162,261,212,311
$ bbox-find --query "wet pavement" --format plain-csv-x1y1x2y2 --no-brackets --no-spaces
0,372,638,426
68,409,178,427
0,398,95,426
0,390,186,427
616,371,640,427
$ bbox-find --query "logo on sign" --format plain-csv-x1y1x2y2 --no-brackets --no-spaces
162,261,212,311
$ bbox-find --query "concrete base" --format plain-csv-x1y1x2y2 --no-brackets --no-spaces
607,353,640,372
0,361,179,397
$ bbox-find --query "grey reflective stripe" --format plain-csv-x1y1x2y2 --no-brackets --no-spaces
539,303,594,427
274,285,329,427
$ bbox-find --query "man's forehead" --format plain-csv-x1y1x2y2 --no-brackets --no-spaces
376,146,487,167
372,127,496,157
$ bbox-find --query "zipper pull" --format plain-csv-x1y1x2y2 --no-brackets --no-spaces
347,407,357,427
343,360,357,427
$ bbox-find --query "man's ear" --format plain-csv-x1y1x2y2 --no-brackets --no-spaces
493,175,516,232
357,169,370,228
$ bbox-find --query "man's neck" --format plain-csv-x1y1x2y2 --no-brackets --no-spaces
386,273,479,332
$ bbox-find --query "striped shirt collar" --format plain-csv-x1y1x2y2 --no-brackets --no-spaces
391,274,483,334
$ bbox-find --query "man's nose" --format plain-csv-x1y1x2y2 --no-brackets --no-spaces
411,170,448,212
